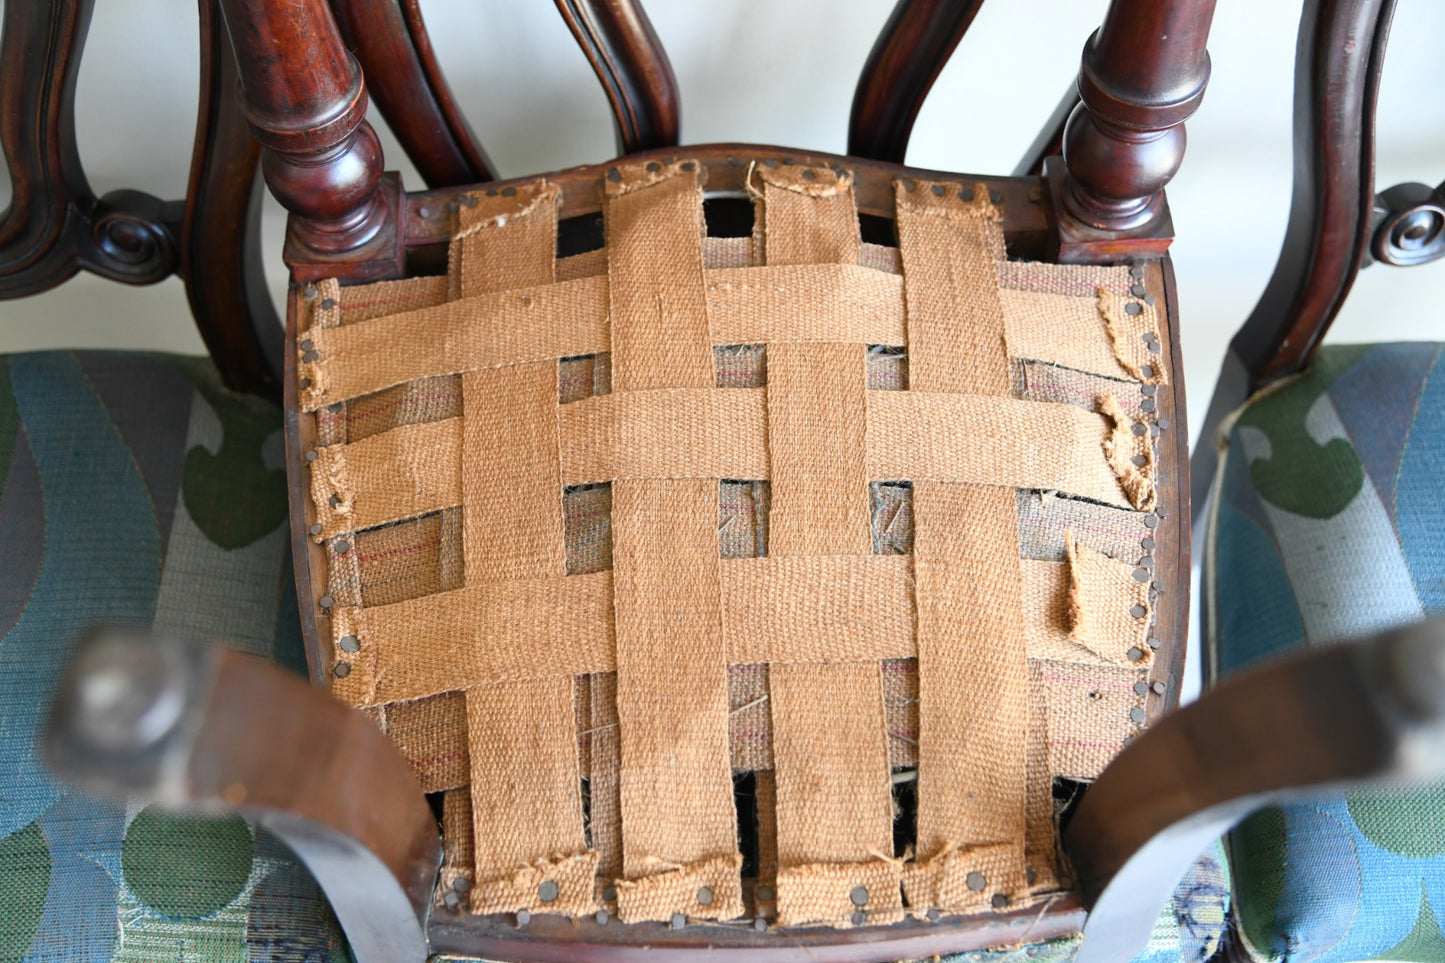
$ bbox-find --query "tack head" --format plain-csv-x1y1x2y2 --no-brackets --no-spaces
334,540,351,555
696,886,714,906
305,449,318,462
329,493,342,508
646,162,660,172
989,189,1003,204
1132,567,1150,583
958,186,974,201
1141,398,1157,413
926,907,941,922
1026,867,1037,885
681,161,696,172
1127,647,1145,662
931,184,945,196
850,885,869,907
1143,514,1159,529
339,635,360,653
1141,384,1157,397
319,594,334,609
755,885,774,902
300,339,313,352
966,871,986,892
1124,301,1143,316
309,523,323,536
1142,537,1156,552
1130,604,1147,619
516,909,531,927
671,912,686,930
327,402,343,413
602,885,618,902
1134,681,1149,695
498,186,516,197
596,909,609,925
1158,418,1171,430
754,918,768,931
443,890,460,909
1131,422,1147,436
303,283,318,300
1152,681,1167,695
1130,707,1147,724
802,169,816,180
333,661,351,678
485,189,498,197
453,876,470,893
1131,284,1147,297
1147,637,1161,650
1129,265,1145,279
299,378,311,390
851,910,867,926
320,298,337,310
538,880,559,903
991,893,1009,909
1140,364,1155,379
1131,454,1148,467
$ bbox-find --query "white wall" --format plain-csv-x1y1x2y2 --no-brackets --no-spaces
3,1,1444,693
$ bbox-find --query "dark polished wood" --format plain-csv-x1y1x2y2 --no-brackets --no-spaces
1054,0,1218,257
182,0,283,398
216,0,399,265
848,0,986,164
1066,617,1445,962
330,0,496,188
556,0,679,155
1189,0,1396,525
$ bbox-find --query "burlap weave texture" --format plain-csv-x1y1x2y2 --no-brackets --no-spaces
299,158,1168,928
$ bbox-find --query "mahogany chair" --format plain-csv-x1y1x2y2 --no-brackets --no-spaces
8,1,1445,961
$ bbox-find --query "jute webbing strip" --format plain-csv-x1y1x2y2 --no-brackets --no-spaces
465,677,593,915
461,363,566,580
770,662,901,927
751,163,862,266
908,484,1029,911
605,160,713,391
308,417,461,538
452,181,559,298
450,185,594,913
311,391,1130,538
766,342,872,556
610,479,742,920
757,167,899,928
1037,657,1147,782
330,555,1131,708
897,180,1028,912
386,690,468,792
605,158,740,921
1097,287,1168,385
302,266,1153,412
338,274,449,324
1023,661,1062,894
299,276,608,412
585,671,623,900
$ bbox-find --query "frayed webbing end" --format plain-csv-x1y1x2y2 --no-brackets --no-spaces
894,177,1003,226
1096,287,1167,386
748,160,854,199
452,181,561,242
1064,531,1153,668
614,852,743,924
901,841,1025,916
775,856,904,928
1098,393,1157,512
468,850,599,917
602,158,705,198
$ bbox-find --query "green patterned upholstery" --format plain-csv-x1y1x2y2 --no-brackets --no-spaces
1206,343,1445,961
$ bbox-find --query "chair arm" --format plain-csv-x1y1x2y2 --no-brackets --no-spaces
1065,616,1445,963
43,628,441,963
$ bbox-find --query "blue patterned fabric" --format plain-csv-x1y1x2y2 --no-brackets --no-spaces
1206,342,1445,961
0,351,345,962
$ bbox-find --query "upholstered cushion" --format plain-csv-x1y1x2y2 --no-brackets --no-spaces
0,351,347,961
1205,342,1445,961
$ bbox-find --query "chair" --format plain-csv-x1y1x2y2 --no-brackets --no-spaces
1191,0,1445,958
5,1,1440,961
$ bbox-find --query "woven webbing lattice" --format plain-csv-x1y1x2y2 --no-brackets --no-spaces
297,159,1168,927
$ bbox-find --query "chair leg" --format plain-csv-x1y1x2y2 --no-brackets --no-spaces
44,627,441,963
